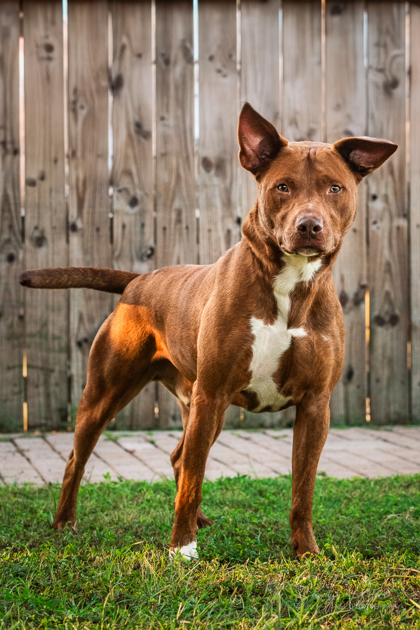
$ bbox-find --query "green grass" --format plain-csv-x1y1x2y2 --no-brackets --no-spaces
1,475,419,629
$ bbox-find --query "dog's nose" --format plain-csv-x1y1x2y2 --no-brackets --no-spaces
296,215,323,237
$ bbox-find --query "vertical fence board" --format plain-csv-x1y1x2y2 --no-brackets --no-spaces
68,0,112,408
0,1,23,430
240,0,288,428
111,0,156,429
198,0,239,266
326,0,367,424
367,2,408,423
411,2,420,421
155,0,195,428
282,0,322,142
240,0,280,218
23,0,68,429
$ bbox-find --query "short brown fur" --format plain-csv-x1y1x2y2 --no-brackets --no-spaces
21,103,397,557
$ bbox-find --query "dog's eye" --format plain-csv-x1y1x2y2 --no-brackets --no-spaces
277,184,289,193
329,185,341,193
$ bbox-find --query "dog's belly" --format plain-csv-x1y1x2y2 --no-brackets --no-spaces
246,316,306,412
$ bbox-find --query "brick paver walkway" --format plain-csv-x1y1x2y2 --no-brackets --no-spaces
1,427,419,485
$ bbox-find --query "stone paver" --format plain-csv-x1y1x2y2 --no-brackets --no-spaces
118,437,174,478
209,438,277,478
332,439,419,474
218,432,291,475
362,429,418,451
47,432,120,483
0,427,419,486
45,432,74,457
321,440,394,478
14,437,65,484
93,439,157,482
393,426,420,441
0,440,43,484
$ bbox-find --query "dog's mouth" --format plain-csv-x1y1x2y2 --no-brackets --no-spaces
278,232,328,258
280,244,324,258
296,246,322,257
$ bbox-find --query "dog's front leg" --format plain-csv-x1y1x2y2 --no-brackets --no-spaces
170,402,218,530
289,394,330,557
169,391,227,559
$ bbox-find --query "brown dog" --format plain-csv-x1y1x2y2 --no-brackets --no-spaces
21,103,397,559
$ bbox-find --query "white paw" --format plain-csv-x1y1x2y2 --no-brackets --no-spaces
169,541,198,561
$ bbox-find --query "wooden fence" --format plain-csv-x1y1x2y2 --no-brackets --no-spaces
0,0,419,431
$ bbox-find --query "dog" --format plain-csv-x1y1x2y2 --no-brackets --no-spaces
20,103,397,559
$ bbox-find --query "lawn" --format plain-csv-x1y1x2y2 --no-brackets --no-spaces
0,474,419,629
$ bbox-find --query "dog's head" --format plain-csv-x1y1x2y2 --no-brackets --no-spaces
238,102,397,258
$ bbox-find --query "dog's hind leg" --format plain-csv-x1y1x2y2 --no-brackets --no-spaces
53,305,157,530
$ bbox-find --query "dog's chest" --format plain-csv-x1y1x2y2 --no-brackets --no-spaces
246,256,321,412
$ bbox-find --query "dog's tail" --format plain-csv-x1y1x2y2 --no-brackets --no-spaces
20,267,139,295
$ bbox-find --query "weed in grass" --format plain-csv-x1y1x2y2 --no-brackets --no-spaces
0,475,419,628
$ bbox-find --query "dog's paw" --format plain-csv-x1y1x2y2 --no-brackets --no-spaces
291,533,319,558
169,541,198,561
290,519,321,558
52,517,77,532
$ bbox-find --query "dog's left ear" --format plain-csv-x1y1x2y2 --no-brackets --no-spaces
238,102,288,176
333,136,398,177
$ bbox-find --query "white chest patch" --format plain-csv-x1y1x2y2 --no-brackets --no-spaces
247,254,322,411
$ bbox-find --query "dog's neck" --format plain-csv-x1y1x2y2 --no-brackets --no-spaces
241,202,341,284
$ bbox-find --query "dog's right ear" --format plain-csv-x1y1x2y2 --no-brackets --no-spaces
238,102,288,176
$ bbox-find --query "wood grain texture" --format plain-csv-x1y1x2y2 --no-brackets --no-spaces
367,2,408,423
68,0,112,406
1,0,416,431
411,2,420,421
155,0,196,428
23,1,68,429
110,0,156,429
282,0,322,142
326,0,368,424
240,0,280,218
198,0,240,265
0,1,23,430
240,0,289,428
